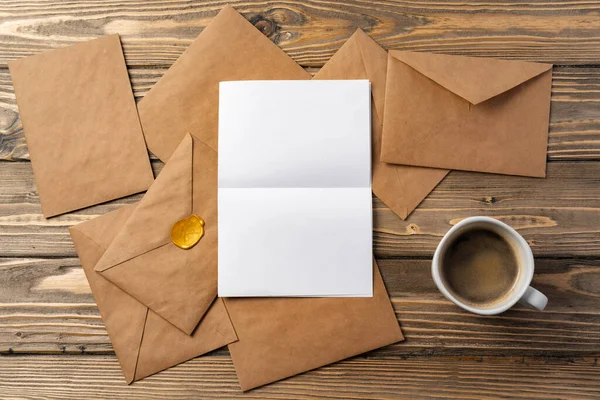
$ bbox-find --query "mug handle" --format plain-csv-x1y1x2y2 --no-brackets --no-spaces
518,286,548,311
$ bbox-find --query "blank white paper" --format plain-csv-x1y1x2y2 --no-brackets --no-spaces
218,80,372,297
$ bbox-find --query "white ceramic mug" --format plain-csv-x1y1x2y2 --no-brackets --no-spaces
432,216,548,315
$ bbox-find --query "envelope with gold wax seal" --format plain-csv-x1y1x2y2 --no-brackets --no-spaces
70,205,237,383
94,133,217,335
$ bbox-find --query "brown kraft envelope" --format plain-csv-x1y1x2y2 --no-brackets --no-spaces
315,30,448,219
8,35,154,218
224,260,403,391
138,5,310,162
93,134,217,335
69,205,237,383
381,51,553,177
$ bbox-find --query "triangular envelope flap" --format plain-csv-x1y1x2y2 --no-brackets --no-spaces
99,241,218,335
390,50,552,105
355,29,388,121
134,299,237,381
94,134,193,272
315,33,367,81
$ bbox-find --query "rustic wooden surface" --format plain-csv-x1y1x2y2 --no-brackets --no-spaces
2,356,600,399
1,1,600,399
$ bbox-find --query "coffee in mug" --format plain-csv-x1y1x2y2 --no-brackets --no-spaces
432,217,548,315
441,228,519,308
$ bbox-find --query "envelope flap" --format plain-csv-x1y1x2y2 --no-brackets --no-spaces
355,29,388,121
314,32,367,81
134,299,237,381
390,50,552,105
94,134,193,272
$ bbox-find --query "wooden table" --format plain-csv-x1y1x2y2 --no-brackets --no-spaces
1,1,600,398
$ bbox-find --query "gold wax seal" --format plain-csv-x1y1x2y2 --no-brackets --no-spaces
170,214,205,250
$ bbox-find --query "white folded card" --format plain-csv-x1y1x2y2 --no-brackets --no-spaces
218,80,373,297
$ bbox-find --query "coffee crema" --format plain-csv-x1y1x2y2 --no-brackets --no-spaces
441,228,519,308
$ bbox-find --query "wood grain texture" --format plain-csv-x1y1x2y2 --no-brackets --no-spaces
1,160,599,258
1,0,600,396
2,66,600,161
1,0,600,68
0,355,599,399
1,257,599,356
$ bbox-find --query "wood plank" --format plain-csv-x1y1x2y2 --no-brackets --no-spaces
1,160,599,258
1,0,600,68
0,354,598,399
2,65,600,161
375,162,600,258
1,257,599,356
